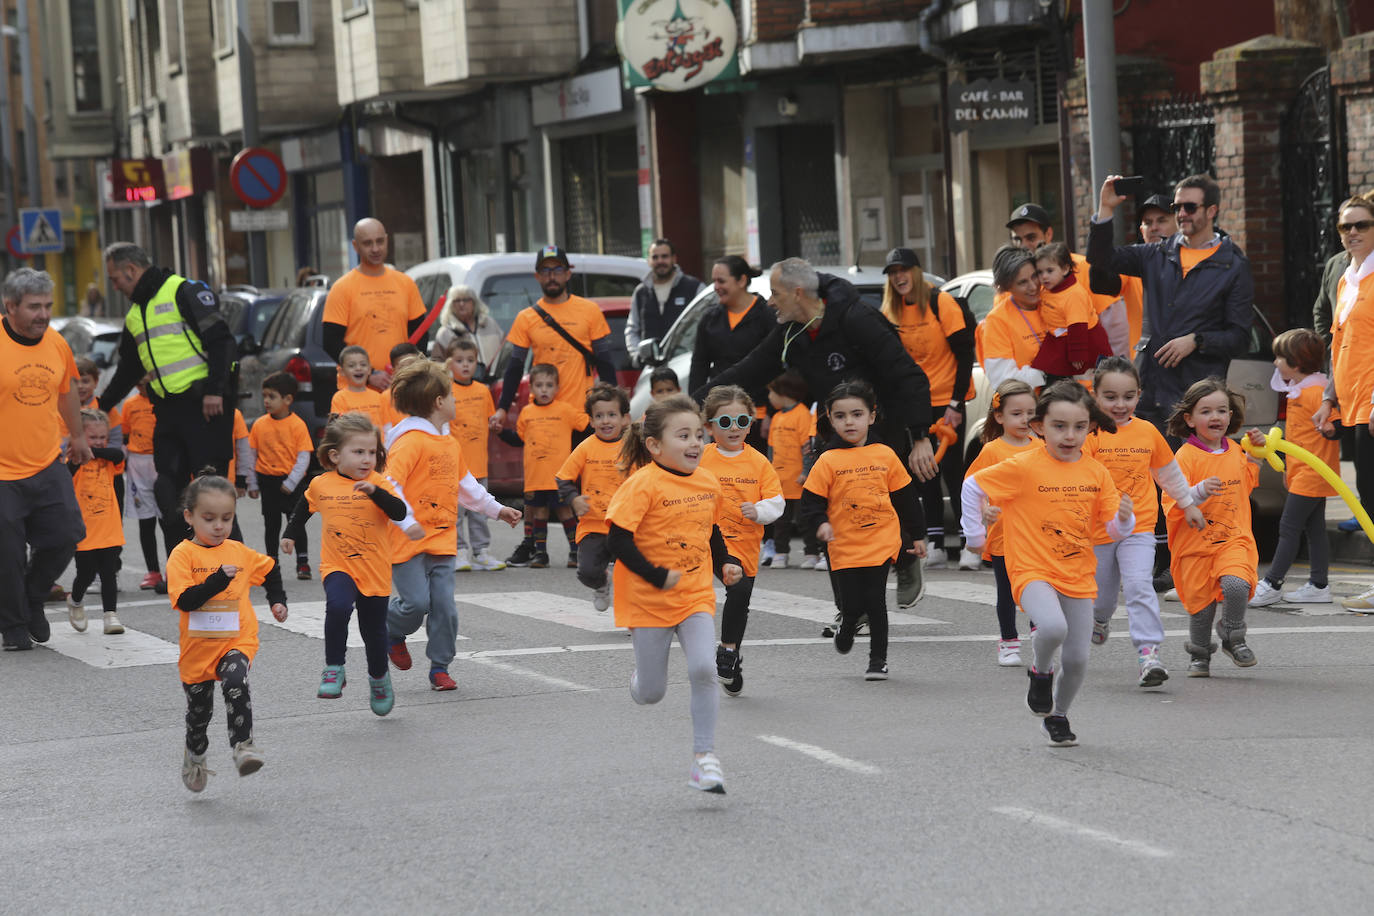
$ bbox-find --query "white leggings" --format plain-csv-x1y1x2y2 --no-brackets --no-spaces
1022,580,1095,717
629,612,719,754
1092,531,1165,649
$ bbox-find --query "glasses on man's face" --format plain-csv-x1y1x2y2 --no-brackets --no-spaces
1171,201,1201,215
537,266,569,278
1337,219,1374,235
709,414,753,430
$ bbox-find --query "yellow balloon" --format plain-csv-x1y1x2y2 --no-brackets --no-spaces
1241,426,1374,543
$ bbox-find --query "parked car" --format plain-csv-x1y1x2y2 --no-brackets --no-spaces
240,285,335,437
51,316,125,397
218,286,287,358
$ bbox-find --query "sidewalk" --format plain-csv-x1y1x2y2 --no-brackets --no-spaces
1321,460,1372,563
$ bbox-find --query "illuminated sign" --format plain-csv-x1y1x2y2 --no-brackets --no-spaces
162,148,214,201
111,158,167,204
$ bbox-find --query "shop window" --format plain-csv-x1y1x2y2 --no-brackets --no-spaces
505,143,530,253
68,0,102,111
559,129,640,258
269,0,312,44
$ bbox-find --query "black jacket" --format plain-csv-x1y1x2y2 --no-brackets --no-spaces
701,274,932,448
1312,249,1351,345
99,267,236,410
688,293,774,408
626,270,703,351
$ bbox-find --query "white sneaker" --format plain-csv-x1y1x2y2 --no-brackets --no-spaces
232,739,264,776
1163,588,1180,602
103,612,124,635
814,554,829,571
958,548,983,571
454,547,472,572
770,554,789,569
997,639,1021,667
181,748,214,793
1091,619,1110,645
689,752,725,794
1283,581,1331,604
924,554,948,570
759,539,776,565
800,554,818,570
1138,645,1169,687
470,550,507,571
66,594,87,632
1342,586,1374,610
592,581,611,612
1249,579,1282,607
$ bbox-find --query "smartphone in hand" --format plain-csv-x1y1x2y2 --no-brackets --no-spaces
1113,175,1146,198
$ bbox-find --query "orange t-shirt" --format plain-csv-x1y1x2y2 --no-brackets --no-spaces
605,462,723,628
891,291,972,405
73,457,124,550
700,443,782,577
1179,244,1220,278
1085,418,1174,542
378,388,402,431
803,442,912,570
249,412,313,477
305,470,403,596
726,302,755,330
167,538,276,684
1038,279,1100,332
451,379,495,479
516,400,589,492
1120,274,1144,354
1283,383,1339,497
973,447,1120,601
1332,273,1374,425
122,393,156,454
769,402,812,499
505,296,611,411
1164,440,1259,559
0,325,77,480
227,409,248,482
322,267,426,373
980,298,1047,372
1070,251,1119,314
555,434,625,541
386,426,468,562
964,437,1043,559
330,387,386,428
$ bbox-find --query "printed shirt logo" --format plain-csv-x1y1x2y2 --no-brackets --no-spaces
13,364,54,406
827,352,846,372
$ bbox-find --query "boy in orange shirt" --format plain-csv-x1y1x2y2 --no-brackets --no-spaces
330,344,387,427
499,363,588,569
247,372,315,579
122,374,166,591
766,370,819,568
556,383,631,611
64,409,129,636
384,360,521,691
446,337,505,572
75,357,124,515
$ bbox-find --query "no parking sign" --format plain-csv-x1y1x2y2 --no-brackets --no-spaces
229,147,288,208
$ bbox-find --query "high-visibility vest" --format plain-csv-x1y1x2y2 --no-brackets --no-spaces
124,273,209,397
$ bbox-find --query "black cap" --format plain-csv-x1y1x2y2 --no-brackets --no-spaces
1139,194,1170,217
1005,204,1052,230
882,247,921,273
535,245,570,269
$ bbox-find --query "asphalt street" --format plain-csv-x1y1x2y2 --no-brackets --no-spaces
4,502,1374,913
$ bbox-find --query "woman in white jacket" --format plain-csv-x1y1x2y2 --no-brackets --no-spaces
431,284,504,376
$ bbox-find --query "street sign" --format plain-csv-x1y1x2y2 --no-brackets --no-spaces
19,208,63,254
229,209,289,232
6,226,28,259
229,147,288,208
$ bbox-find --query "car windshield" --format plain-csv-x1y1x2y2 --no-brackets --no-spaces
261,291,311,349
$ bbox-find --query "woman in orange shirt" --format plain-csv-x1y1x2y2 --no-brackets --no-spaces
980,246,1047,391
962,383,1133,747
169,472,288,793
604,395,743,794
801,381,927,681
963,380,1041,667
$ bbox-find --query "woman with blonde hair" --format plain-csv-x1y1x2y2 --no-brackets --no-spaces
432,284,504,375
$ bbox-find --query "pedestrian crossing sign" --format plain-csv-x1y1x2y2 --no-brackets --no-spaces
19,208,63,254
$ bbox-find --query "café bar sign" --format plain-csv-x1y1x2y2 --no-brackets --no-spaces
618,0,739,92
947,78,1036,135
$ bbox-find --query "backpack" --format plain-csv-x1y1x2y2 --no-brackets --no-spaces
929,287,978,400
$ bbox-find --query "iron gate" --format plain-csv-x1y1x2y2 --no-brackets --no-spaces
1129,96,1216,202
1281,67,1346,330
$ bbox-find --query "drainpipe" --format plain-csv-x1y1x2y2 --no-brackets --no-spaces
918,0,957,278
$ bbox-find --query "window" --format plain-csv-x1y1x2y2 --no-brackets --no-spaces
68,0,102,111
341,0,368,19
211,0,234,55
269,0,312,44
163,0,183,71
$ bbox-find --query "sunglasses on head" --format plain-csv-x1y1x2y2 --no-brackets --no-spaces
709,414,753,430
1338,219,1374,235
1171,201,1202,214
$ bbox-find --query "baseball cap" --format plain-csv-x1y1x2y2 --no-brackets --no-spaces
883,248,921,273
535,245,570,269
1005,204,1052,230
1139,194,1170,217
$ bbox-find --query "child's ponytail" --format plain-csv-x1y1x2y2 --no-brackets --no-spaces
617,420,653,474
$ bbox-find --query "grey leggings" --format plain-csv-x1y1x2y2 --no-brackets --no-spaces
1190,575,1250,648
1022,581,1094,717
629,611,719,754
1265,492,1329,589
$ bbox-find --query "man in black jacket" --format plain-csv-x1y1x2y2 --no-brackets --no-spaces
625,238,702,361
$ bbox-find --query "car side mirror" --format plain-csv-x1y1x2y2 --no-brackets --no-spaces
636,338,659,367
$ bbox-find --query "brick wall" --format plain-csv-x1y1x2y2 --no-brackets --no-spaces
808,0,921,26
1333,32,1374,196
751,0,803,42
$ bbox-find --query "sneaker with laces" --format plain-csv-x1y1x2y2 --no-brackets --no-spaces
1091,619,1110,645
1283,581,1331,604
1185,641,1215,677
388,639,412,671
1042,715,1078,747
864,662,889,681
530,551,551,569
454,547,472,572
689,753,726,793
1138,646,1169,687
1219,635,1257,667
800,554,819,570
430,668,457,691
506,540,536,567
1343,586,1374,610
66,594,87,632
471,550,507,571
103,612,124,635
716,645,743,696
814,554,829,571
958,548,983,571
592,581,611,612
566,548,578,569
997,639,1022,667
896,559,925,608
770,553,789,569
1249,579,1282,607
317,665,346,698
1026,668,1053,716
139,571,165,591
181,748,214,793
296,563,312,581
232,739,264,776
369,673,395,716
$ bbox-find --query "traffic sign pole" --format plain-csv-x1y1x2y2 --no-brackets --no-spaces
237,0,267,287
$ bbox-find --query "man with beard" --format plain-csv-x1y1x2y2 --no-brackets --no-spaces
625,238,702,362
490,245,618,428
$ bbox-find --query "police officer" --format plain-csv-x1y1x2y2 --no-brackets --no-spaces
99,243,237,544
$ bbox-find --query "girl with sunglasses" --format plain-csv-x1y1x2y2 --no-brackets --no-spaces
699,386,784,696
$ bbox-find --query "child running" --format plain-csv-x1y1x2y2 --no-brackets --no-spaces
1250,329,1337,607
283,414,419,714
962,382,1133,747
76,357,124,514
555,383,631,612
247,371,314,579
700,385,784,696
1163,378,1266,676
122,375,166,591
384,360,521,691
65,409,129,635
169,471,288,793
801,380,926,680
1086,356,1206,687
766,370,820,569
962,380,1042,667
330,345,387,428
446,337,505,572
604,394,743,793
379,343,425,436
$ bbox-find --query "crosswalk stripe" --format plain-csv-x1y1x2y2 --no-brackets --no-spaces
35,625,178,669
255,601,456,646
918,580,1187,618
458,591,620,632
739,586,945,625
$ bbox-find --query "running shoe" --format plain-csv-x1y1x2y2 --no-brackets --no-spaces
388,639,412,671
530,551,551,569
689,753,726,793
232,739,264,776
471,550,507,571
1153,569,1174,593
296,563,312,581
1283,582,1331,604
1185,641,1215,677
716,645,743,697
1042,715,1078,747
814,554,829,571
833,617,856,655
506,540,536,568
1137,646,1169,687
317,665,345,698
430,668,457,691
1219,635,1257,667
181,748,214,793
958,548,983,571
66,594,87,633
997,639,1021,667
592,581,611,612
864,662,889,681
1249,579,1282,607
369,674,395,716
896,559,925,608
566,545,578,569
2,629,33,651
769,553,789,569
1338,517,1362,533
454,548,472,572
139,571,165,591
923,554,947,570
800,554,819,570
1026,668,1053,716
1343,586,1374,610
1091,619,1110,645
1163,588,1180,602
760,539,776,566
102,612,124,635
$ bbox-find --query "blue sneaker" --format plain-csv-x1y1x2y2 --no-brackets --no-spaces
1338,517,1362,533
317,665,345,698
369,673,395,716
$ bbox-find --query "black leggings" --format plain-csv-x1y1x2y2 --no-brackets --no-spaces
72,546,121,613
323,572,390,677
258,473,306,564
774,498,820,557
921,429,964,554
719,574,756,646
830,561,892,665
990,555,1020,640
138,517,173,573
1354,423,1374,522
183,650,252,754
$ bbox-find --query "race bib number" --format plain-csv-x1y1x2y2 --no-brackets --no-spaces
187,600,240,639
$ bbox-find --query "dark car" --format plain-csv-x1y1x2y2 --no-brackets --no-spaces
240,286,336,438
218,286,287,359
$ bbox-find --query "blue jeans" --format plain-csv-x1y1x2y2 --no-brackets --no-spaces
386,553,458,669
